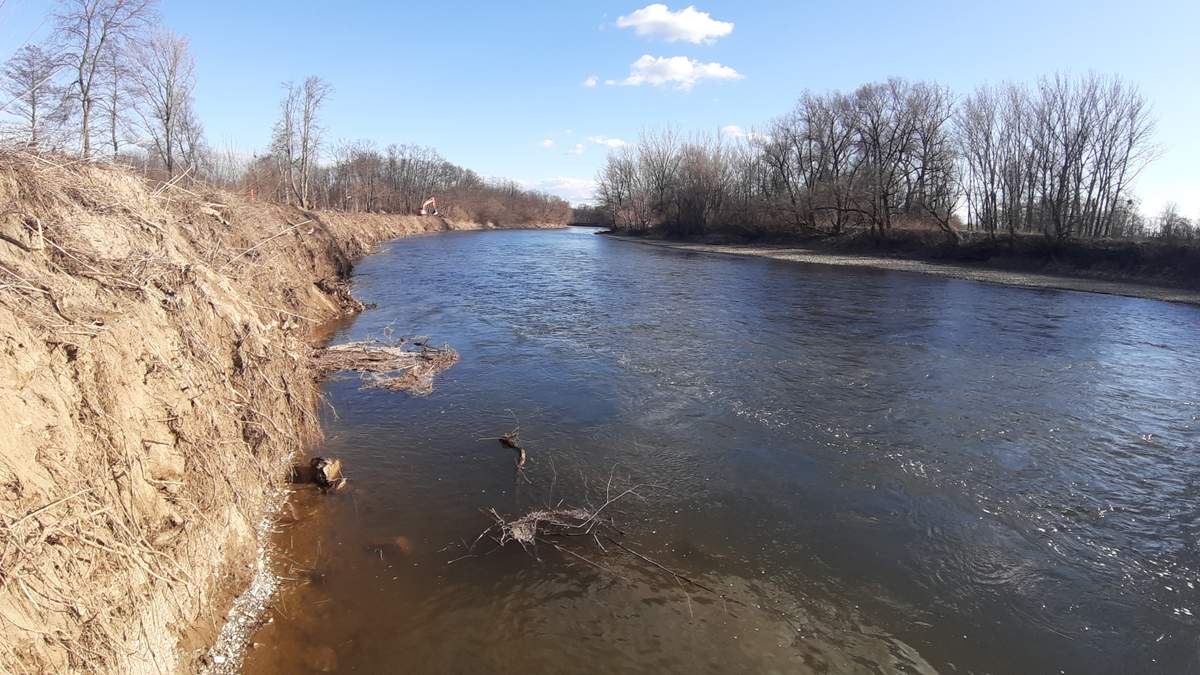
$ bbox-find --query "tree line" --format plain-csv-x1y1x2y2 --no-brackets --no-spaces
596,74,1194,242
1,0,192,170
0,0,568,226
237,137,570,225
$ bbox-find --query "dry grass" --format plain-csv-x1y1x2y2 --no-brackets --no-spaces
0,150,485,674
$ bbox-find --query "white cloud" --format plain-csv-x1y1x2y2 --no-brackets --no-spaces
616,4,734,44
523,177,597,205
567,143,585,155
721,124,769,143
582,75,599,88
720,124,746,138
541,138,555,148
587,135,630,148
618,54,743,90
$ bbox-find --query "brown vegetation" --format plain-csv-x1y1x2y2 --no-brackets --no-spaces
596,74,1193,245
0,151,530,673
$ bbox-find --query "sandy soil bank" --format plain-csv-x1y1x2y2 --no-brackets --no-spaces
0,152,560,674
605,235,1200,306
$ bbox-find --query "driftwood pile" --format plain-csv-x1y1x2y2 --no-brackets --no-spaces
311,338,459,395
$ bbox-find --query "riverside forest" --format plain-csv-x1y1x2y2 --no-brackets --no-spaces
1,2,1198,674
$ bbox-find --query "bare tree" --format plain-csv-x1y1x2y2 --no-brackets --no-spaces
953,74,1156,240
762,103,813,232
1157,202,1195,241
957,86,1001,236
905,82,959,238
96,40,133,158
55,0,157,158
133,30,195,175
639,128,682,227
175,101,206,172
272,76,331,208
1,44,70,149
297,76,331,208
675,134,733,234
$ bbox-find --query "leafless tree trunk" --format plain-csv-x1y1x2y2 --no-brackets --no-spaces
298,76,331,209
55,0,157,158
272,76,330,209
97,43,132,158
133,30,195,175
953,74,1155,241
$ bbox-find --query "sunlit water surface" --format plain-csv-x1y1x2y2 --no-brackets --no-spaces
245,227,1200,674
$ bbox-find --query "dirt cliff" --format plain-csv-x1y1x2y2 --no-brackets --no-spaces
0,152,545,673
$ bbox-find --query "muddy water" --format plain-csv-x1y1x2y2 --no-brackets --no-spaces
244,227,1200,674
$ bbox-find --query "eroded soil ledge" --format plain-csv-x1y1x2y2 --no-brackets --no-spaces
0,153,557,673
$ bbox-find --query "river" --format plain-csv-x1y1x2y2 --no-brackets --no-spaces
243,226,1200,674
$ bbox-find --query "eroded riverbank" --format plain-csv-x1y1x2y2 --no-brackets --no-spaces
0,153,563,673
604,234,1200,306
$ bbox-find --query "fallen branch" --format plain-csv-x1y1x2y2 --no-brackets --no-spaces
311,338,459,395
603,536,721,597
498,430,526,468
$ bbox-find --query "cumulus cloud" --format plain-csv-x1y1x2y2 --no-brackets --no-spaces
616,4,734,44
618,55,743,90
587,135,630,148
523,177,597,204
582,75,599,88
541,138,555,148
567,143,585,155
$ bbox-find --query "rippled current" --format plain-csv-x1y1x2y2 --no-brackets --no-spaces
245,227,1200,674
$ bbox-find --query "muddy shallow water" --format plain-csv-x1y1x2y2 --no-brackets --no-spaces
244,227,1200,674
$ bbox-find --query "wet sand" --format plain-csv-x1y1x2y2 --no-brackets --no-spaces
605,235,1200,306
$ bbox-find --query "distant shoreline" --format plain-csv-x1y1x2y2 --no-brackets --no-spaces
603,234,1200,307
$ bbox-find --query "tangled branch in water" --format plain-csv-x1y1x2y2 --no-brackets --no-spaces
311,338,459,395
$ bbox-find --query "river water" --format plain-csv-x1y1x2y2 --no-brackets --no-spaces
244,227,1200,674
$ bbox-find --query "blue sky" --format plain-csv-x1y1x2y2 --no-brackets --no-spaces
1,0,1197,213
